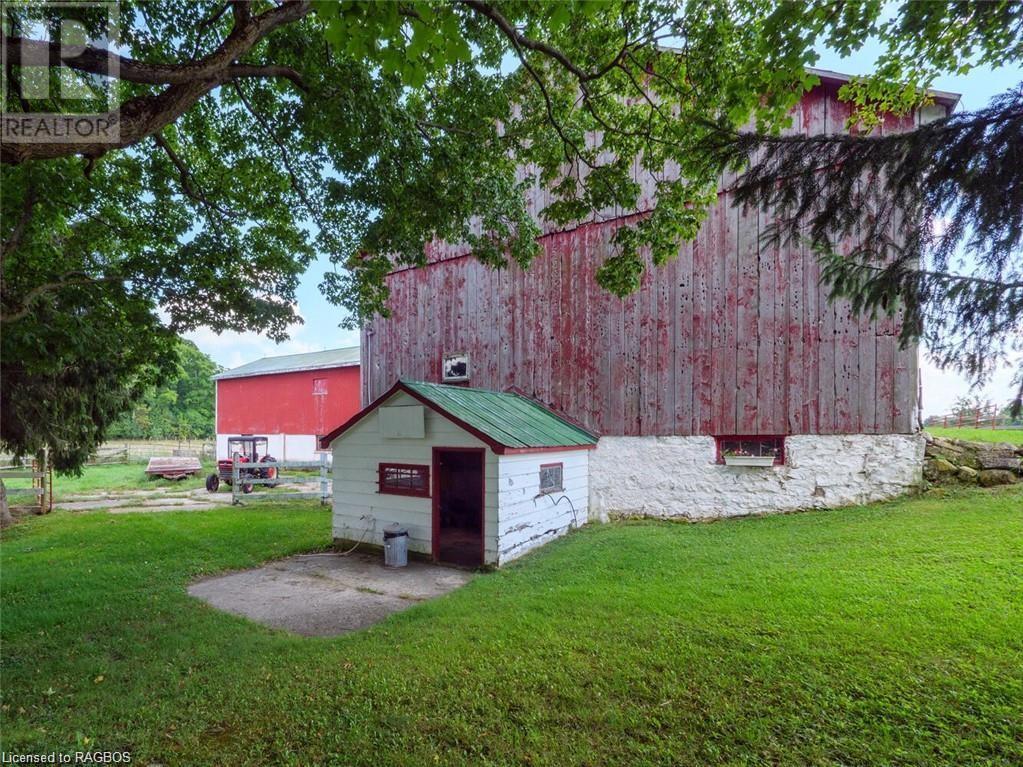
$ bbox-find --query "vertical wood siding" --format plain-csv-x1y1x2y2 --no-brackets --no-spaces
363,84,931,437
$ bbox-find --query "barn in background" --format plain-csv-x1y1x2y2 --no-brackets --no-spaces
362,73,960,520
214,347,360,462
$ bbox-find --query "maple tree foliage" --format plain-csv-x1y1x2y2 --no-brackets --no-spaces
2,0,1021,467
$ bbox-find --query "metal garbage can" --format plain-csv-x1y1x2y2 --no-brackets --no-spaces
383,524,409,568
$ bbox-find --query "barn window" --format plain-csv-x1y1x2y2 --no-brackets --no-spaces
715,436,785,466
538,462,564,494
378,463,430,497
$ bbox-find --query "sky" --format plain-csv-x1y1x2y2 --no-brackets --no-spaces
185,21,1022,418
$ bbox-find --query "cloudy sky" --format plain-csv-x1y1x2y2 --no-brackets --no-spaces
186,29,1021,417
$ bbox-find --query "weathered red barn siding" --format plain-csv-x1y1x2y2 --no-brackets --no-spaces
363,81,945,437
217,365,361,436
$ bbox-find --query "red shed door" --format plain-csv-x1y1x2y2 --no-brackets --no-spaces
432,448,485,567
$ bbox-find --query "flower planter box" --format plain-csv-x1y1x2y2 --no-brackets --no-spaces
723,455,777,467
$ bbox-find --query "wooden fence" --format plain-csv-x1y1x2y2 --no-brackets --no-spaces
92,440,216,464
0,455,52,515
230,454,331,506
1,441,216,468
924,408,1023,430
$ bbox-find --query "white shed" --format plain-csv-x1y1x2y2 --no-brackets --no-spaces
319,380,598,567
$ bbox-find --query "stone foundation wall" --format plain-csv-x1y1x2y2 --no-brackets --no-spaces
589,434,925,520
923,435,1022,487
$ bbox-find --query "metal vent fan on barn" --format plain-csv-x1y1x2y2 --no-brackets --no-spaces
320,380,597,568
213,347,361,464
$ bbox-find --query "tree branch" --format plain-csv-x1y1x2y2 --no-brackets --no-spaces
226,63,307,91
231,81,329,239
151,133,239,218
230,0,251,27
835,256,1023,292
4,56,32,113
1,179,37,261
7,0,307,81
198,2,231,35
1,272,125,324
458,0,623,83
498,21,591,168
1,1,312,164
5,0,307,86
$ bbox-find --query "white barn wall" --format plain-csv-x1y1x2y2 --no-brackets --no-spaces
589,433,925,520
330,391,501,564
496,450,589,565
216,433,327,463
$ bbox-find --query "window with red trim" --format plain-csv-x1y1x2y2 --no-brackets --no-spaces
715,435,786,465
378,463,430,497
538,462,564,494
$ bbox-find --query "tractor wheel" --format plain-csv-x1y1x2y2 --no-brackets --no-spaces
205,474,220,492
241,482,254,494
261,455,279,488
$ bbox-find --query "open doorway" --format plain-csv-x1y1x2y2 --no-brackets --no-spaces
432,448,484,567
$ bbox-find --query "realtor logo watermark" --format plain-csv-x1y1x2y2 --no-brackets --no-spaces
1,1,120,144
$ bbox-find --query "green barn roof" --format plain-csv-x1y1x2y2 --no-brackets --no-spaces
319,380,599,453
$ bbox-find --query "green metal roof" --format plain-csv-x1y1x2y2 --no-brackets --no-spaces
213,346,359,380
401,380,598,451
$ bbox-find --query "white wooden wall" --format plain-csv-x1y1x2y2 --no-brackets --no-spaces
330,391,501,564
332,391,592,567
495,450,589,565
216,433,327,463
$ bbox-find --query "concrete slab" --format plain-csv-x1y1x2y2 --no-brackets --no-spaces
108,501,221,513
187,552,474,637
55,479,327,514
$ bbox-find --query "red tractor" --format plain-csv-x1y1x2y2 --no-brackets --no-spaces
206,435,278,494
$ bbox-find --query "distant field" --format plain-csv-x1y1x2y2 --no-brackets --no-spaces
3,462,214,500
925,427,1023,444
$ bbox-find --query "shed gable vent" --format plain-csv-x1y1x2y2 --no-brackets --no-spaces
379,405,425,439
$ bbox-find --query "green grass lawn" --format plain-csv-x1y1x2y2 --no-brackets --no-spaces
2,489,1021,766
925,427,1023,444
3,462,215,500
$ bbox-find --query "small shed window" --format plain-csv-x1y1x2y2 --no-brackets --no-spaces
715,436,785,466
378,463,430,497
539,462,564,494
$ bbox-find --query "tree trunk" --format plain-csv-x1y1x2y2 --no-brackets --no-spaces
0,481,13,528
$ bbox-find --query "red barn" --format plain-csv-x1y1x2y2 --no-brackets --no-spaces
215,347,360,462
360,72,960,520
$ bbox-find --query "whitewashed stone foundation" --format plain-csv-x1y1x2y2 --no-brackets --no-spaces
589,433,925,521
